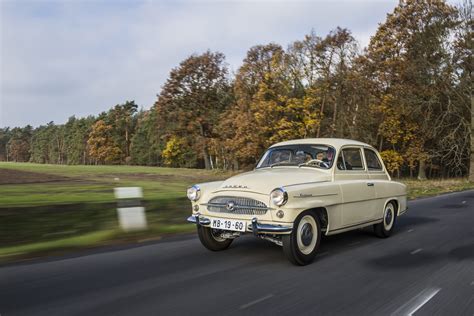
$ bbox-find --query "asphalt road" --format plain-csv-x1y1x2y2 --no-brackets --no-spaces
1,191,474,316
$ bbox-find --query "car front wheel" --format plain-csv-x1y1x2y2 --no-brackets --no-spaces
374,201,397,238
282,211,321,265
197,226,233,251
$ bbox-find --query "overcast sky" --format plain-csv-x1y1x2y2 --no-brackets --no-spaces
0,0,404,128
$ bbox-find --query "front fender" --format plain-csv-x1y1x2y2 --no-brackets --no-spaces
273,182,342,223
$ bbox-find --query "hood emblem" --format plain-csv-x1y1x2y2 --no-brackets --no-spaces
226,201,236,211
223,184,249,189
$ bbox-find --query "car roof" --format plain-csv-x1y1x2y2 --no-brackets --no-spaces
269,138,373,150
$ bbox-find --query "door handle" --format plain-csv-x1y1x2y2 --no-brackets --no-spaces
367,183,374,186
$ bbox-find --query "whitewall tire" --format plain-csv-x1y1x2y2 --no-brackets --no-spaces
374,201,397,238
283,211,321,265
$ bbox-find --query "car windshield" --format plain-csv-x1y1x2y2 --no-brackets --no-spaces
256,144,336,169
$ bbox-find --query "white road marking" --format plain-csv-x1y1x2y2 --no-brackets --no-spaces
407,229,414,233
240,294,274,310
391,288,441,316
410,248,422,255
461,200,466,204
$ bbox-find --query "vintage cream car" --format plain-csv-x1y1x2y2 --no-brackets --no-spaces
187,138,407,265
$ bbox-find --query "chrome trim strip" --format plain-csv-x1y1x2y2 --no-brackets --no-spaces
187,214,211,226
187,215,292,234
250,218,292,234
339,195,406,205
293,192,339,198
201,203,269,210
206,196,270,215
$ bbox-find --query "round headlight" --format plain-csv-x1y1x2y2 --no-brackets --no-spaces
270,188,288,206
187,185,201,201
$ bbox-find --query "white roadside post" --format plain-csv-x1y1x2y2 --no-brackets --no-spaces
114,187,147,232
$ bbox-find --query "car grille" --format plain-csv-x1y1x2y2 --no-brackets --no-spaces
206,196,268,215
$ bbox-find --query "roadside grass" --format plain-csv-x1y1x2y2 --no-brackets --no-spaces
0,162,473,263
0,162,232,262
402,178,474,200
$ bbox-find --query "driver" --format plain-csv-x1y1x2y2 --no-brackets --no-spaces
316,152,330,168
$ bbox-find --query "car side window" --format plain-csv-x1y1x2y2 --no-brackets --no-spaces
364,149,383,171
337,148,364,170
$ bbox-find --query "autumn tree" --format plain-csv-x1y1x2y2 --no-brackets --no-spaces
161,135,194,167
219,44,285,168
286,28,361,139
320,28,358,138
453,0,473,180
365,0,462,178
153,51,232,169
247,50,322,145
223,29,359,169
87,120,122,164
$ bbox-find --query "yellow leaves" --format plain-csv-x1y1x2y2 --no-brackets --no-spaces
372,94,394,113
374,96,405,145
162,136,187,167
372,93,420,147
251,86,322,144
405,141,430,169
380,150,404,174
87,120,122,164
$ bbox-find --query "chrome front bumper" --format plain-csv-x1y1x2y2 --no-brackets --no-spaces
187,214,292,235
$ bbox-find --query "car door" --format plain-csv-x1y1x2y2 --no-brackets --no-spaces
334,147,377,227
364,147,391,219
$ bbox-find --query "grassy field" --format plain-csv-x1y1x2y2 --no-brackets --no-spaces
0,162,234,261
0,162,473,262
0,162,234,206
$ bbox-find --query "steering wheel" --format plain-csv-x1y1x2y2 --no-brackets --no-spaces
301,159,329,168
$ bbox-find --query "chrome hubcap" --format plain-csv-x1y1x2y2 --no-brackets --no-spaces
385,210,392,225
301,223,313,246
383,204,395,230
211,229,225,242
296,215,318,255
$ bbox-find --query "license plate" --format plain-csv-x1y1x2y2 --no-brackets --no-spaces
210,218,246,232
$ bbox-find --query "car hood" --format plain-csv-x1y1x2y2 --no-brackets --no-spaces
215,167,331,195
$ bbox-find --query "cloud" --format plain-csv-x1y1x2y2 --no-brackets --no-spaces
0,0,399,128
